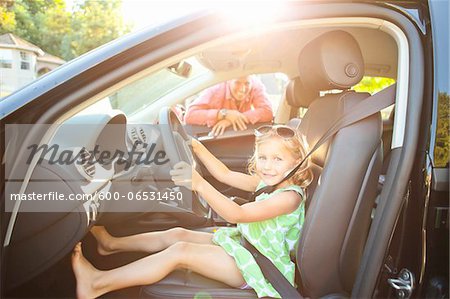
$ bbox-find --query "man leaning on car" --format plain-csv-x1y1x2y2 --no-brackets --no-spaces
184,75,273,136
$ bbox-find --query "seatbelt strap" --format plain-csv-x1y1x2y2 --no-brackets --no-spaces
242,84,396,298
241,236,303,299
251,84,397,200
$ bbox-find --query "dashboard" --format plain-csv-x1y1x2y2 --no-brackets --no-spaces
5,107,209,289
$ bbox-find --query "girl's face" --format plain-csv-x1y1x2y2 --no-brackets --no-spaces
255,137,299,186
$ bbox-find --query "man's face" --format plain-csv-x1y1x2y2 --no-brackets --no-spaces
230,76,252,101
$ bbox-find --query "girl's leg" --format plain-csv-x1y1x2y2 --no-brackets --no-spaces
91,226,213,255
72,241,245,299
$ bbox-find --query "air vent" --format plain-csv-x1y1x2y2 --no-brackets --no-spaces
78,148,95,178
130,127,140,144
139,127,147,143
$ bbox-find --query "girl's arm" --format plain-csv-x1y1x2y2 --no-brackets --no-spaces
171,162,302,223
196,178,302,223
192,139,260,192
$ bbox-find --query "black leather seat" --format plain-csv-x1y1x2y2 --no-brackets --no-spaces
141,30,384,299
140,270,257,299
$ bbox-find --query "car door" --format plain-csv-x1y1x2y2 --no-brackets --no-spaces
370,0,449,297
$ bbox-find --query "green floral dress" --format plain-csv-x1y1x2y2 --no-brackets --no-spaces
212,183,305,298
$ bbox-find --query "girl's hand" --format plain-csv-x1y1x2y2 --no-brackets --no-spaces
170,161,203,190
190,138,201,153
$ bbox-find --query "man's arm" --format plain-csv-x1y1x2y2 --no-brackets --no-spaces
242,81,274,124
184,84,224,127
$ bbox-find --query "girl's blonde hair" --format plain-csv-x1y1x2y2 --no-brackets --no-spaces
248,130,313,188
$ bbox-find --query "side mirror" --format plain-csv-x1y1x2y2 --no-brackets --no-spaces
168,61,192,78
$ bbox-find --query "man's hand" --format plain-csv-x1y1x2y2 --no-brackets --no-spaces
170,161,202,191
211,119,232,136
225,110,249,131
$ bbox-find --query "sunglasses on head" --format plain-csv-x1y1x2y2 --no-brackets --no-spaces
254,125,296,139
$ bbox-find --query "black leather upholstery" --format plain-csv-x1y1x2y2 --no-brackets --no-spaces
286,77,318,110
140,270,257,299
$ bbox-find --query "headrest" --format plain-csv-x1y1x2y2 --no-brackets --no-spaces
286,77,318,108
298,30,364,93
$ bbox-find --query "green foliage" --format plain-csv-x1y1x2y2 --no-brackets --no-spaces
0,0,68,56
37,1,70,57
434,92,449,167
62,0,131,59
0,1,16,32
352,76,396,94
353,76,396,119
0,0,131,60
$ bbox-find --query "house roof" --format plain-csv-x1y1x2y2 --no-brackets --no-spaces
0,33,44,56
37,52,66,65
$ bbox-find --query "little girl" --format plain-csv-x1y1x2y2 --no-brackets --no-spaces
72,125,313,299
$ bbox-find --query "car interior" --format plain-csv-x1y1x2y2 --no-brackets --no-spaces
4,4,426,298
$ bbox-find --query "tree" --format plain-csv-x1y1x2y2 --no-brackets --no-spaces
0,1,16,33
0,0,70,57
36,0,70,57
62,0,131,60
0,0,130,61
352,76,396,93
353,76,396,119
435,92,449,167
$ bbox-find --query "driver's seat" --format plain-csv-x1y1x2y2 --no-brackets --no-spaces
141,30,383,299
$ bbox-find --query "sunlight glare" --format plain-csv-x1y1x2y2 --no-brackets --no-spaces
209,0,288,28
122,0,288,31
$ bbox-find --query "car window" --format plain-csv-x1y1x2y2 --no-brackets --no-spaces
108,57,210,116
292,76,396,120
352,76,396,120
184,72,288,116
257,73,289,114
430,0,449,168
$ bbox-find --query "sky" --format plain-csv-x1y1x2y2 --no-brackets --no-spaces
64,0,207,30
121,0,203,30
65,0,286,32
120,0,282,31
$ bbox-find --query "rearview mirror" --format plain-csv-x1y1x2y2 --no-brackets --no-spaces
168,61,192,78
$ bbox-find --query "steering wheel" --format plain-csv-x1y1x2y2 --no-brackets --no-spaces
158,106,210,212
158,106,192,167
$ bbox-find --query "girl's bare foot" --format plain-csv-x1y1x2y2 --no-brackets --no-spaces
90,226,120,256
71,242,105,299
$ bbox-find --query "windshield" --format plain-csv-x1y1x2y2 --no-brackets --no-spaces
108,57,210,116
